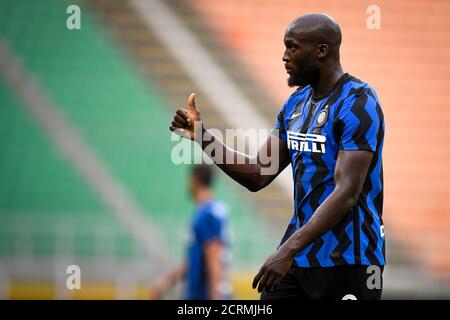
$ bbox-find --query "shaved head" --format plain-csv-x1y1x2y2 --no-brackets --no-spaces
282,13,342,88
287,13,342,58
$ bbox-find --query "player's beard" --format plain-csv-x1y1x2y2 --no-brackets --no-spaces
288,62,320,88
287,71,304,87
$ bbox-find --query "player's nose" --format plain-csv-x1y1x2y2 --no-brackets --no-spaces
282,50,289,63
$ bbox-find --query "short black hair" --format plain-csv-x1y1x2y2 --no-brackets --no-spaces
191,164,215,187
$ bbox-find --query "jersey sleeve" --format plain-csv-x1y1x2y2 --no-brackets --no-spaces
335,91,384,152
196,204,228,245
271,104,287,143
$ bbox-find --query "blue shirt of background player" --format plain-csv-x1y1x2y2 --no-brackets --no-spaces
185,199,230,300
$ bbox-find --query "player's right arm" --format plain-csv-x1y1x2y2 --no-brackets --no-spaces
169,93,290,192
149,264,186,299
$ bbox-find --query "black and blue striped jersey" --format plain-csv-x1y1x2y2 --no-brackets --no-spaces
273,73,385,267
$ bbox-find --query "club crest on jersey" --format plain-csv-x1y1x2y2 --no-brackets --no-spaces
287,131,326,153
316,105,329,126
317,110,327,125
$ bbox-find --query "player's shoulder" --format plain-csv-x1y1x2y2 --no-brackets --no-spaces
198,200,229,222
343,74,380,104
337,75,384,120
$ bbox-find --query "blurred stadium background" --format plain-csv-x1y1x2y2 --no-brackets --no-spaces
0,0,449,299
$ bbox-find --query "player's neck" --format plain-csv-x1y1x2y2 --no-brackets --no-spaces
195,189,213,204
311,64,344,99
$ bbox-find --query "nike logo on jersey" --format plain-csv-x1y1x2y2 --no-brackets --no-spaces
291,112,301,119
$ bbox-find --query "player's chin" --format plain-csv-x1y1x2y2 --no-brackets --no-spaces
287,76,301,87
287,73,307,88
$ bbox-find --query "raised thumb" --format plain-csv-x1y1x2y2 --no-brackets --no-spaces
187,93,197,111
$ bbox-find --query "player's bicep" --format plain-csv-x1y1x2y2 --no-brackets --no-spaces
203,239,224,260
334,150,373,196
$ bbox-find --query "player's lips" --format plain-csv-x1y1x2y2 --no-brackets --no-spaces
284,65,294,74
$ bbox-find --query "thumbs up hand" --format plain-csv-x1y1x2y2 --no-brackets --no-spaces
169,93,202,141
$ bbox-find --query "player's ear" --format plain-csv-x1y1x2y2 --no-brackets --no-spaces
317,43,329,59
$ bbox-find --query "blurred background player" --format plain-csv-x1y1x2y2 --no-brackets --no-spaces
150,164,232,300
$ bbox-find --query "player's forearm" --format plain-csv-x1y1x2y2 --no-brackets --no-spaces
204,241,224,300
198,127,267,192
166,264,187,286
279,186,358,258
206,263,222,300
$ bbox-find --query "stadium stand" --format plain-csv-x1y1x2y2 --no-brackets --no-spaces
88,0,294,230
1,0,450,299
0,0,278,299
